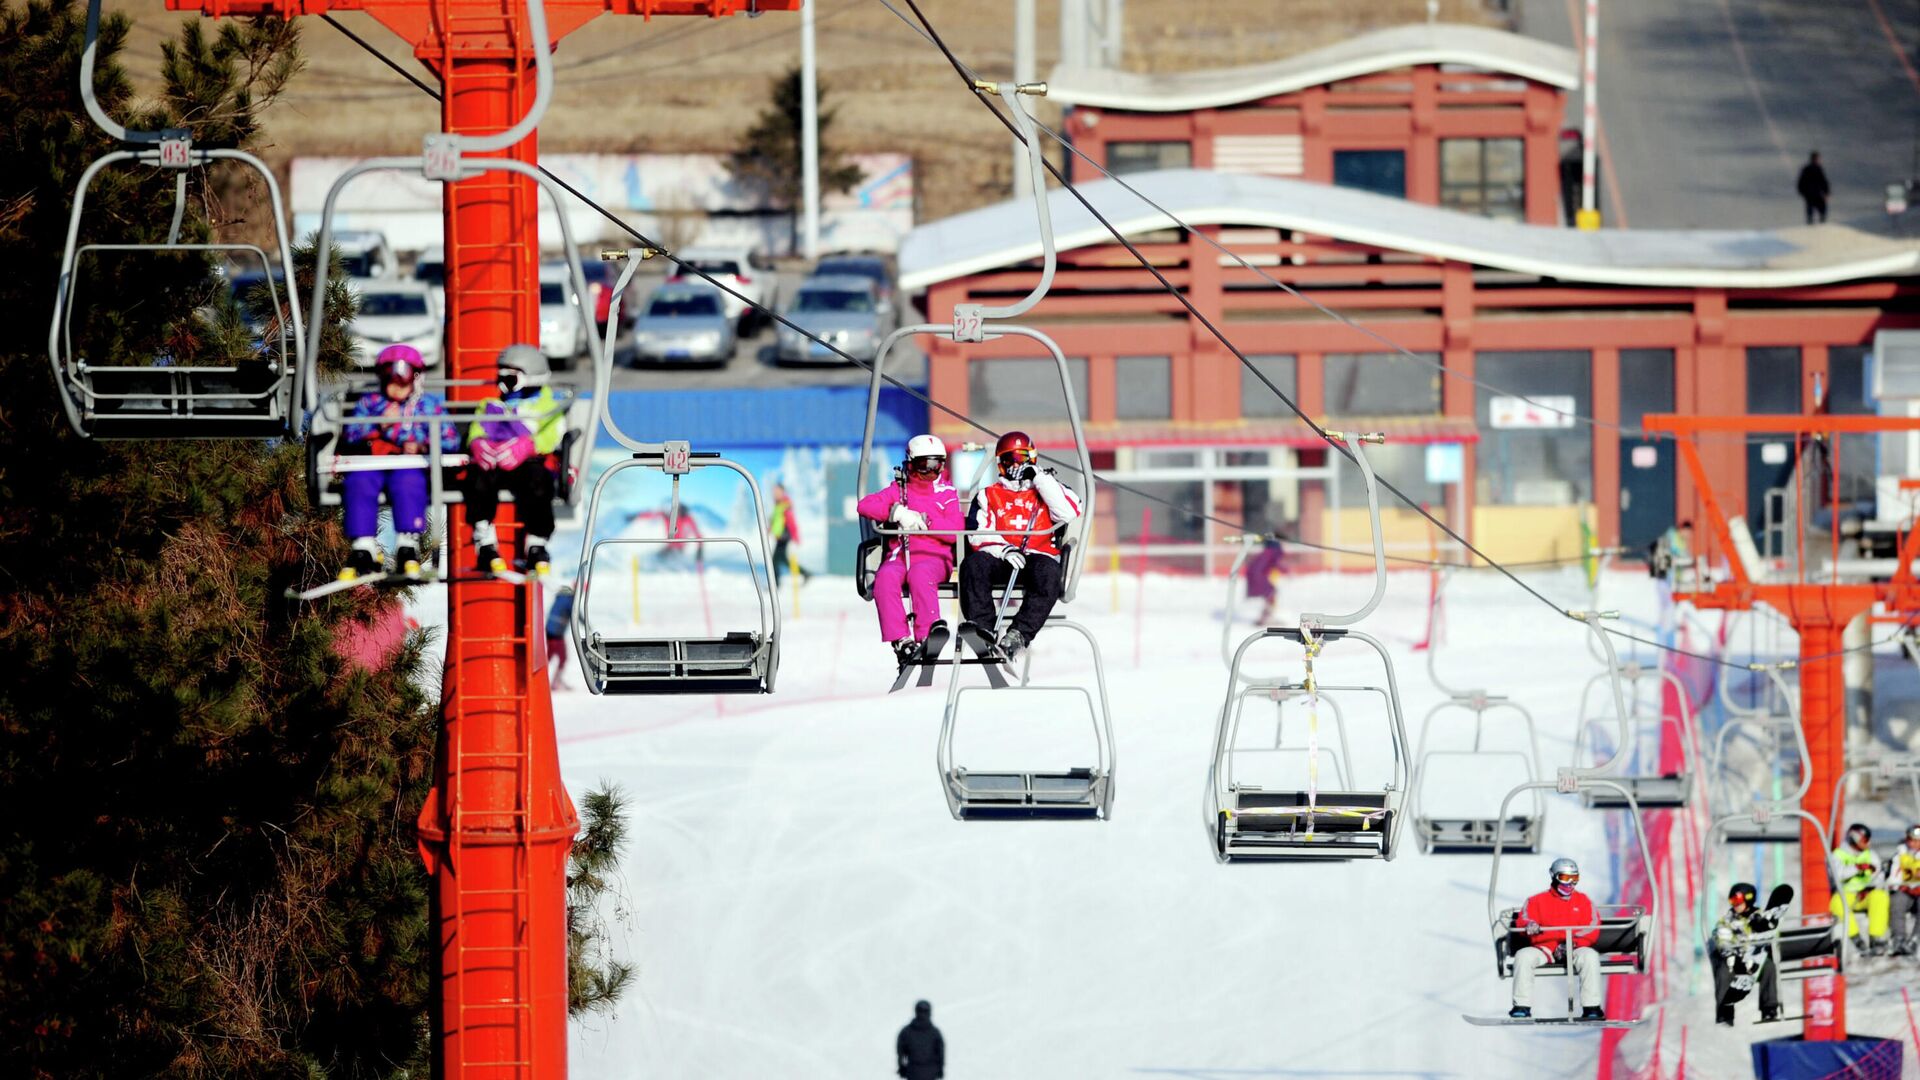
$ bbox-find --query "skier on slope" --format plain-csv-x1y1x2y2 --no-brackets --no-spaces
895,999,944,1080
1886,823,1920,957
1508,857,1608,1021
1710,882,1783,1025
1831,823,1893,956
857,435,964,671
957,431,1081,664
337,344,459,583
465,344,568,577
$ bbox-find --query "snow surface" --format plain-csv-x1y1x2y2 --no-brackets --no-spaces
405,565,1920,1078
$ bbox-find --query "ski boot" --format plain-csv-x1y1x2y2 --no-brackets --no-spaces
338,541,380,583
394,544,423,579
999,627,1029,665
1578,1006,1606,1022
1760,1006,1782,1023
1715,1004,1735,1027
521,542,552,578
892,638,924,673
1506,1006,1530,1019
476,544,508,575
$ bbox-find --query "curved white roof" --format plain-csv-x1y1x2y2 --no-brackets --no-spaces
899,169,1920,293
1047,23,1579,112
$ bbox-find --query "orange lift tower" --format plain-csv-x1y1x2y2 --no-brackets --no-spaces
1642,411,1920,1041
163,0,797,1074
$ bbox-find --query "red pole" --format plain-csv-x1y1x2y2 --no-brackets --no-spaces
1796,613,1851,1041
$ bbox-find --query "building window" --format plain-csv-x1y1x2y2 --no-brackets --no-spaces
969,356,1090,426
1746,347,1803,414
1474,350,1593,506
1324,352,1441,416
1440,138,1525,222
1240,355,1298,418
1333,149,1406,199
1108,141,1192,176
1746,347,1803,537
1115,356,1173,419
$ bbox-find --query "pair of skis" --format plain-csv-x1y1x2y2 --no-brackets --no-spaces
287,562,542,601
888,621,1012,693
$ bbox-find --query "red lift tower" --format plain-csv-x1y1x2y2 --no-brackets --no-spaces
1643,412,1920,1041
164,0,797,1073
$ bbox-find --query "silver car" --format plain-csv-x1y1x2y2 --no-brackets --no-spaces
631,284,735,366
348,278,442,367
776,275,885,364
538,262,589,369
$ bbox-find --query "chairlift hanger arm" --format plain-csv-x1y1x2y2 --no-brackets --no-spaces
1486,777,1659,932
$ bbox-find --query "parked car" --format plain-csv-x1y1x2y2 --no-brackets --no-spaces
630,283,735,367
335,230,399,280
667,246,778,333
775,275,884,364
538,262,589,368
813,253,896,316
412,244,445,309
348,278,441,367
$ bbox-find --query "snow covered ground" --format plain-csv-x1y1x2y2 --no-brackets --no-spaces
408,564,1920,1078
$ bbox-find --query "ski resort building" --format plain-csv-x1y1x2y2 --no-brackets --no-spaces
1049,23,1580,225
897,170,1920,567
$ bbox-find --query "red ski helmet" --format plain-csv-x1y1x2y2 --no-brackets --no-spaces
1728,882,1756,909
995,430,1036,473
375,344,423,387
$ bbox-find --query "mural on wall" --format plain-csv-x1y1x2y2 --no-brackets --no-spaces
291,153,915,255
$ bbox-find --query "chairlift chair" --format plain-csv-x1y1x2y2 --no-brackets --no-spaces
48,0,302,439
1571,657,1697,810
1410,568,1547,853
1209,435,1411,861
846,85,1115,820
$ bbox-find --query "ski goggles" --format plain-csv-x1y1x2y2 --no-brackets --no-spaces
909,454,946,474
1553,870,1580,888
496,368,526,393
998,449,1036,468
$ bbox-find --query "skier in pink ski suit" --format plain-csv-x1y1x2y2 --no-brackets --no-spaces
857,434,965,668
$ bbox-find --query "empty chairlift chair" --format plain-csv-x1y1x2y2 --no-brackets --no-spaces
48,0,301,439
1410,570,1547,854
1210,434,1411,861
1571,656,1697,810
1709,665,1813,844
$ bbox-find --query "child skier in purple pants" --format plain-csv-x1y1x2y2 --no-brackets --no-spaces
338,344,458,582
857,434,965,670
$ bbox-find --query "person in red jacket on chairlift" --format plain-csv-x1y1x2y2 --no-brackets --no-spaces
1509,857,1607,1021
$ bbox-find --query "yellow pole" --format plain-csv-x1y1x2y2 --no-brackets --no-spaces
631,554,641,624
790,554,801,618
1109,546,1121,614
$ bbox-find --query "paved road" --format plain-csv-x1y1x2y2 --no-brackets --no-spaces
1519,0,1920,233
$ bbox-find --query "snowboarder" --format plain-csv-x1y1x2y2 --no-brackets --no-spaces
1508,857,1607,1020
769,482,808,584
857,435,964,672
338,344,458,582
1797,152,1830,224
957,431,1082,664
1888,823,1920,957
546,585,574,690
465,344,567,576
895,999,944,1080
1830,823,1892,955
1710,882,1784,1025
1244,531,1287,625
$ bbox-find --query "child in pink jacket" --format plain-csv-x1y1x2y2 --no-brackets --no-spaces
857,434,965,669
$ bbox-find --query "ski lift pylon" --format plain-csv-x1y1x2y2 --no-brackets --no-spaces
1209,434,1412,861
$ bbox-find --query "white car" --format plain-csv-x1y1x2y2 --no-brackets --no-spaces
538,262,589,368
412,244,445,310
348,278,442,367
666,246,779,333
335,230,399,280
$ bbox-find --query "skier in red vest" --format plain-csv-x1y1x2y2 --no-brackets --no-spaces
957,431,1082,663
1509,857,1607,1020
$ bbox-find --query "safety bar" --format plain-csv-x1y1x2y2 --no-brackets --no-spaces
1222,684,1357,794
1487,777,1659,932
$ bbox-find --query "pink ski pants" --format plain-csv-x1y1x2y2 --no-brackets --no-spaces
873,554,951,641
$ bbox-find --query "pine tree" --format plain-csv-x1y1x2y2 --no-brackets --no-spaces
726,65,866,250
0,2,433,1075
566,784,634,1017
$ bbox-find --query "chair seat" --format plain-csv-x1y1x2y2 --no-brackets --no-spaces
82,365,288,437
587,632,770,695
1416,815,1540,854
948,768,1106,820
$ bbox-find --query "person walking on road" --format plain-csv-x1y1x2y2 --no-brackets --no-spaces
896,1000,944,1079
1798,152,1830,224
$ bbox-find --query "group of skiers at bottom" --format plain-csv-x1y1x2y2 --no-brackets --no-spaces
1830,821,1920,959
337,342,567,585
1507,858,1611,1021
856,429,1082,673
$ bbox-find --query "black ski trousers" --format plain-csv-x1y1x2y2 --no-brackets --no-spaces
466,459,557,539
1710,949,1778,1018
959,549,1062,639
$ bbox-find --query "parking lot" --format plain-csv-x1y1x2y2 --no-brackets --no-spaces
552,266,928,393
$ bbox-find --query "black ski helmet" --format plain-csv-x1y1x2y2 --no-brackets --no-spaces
1846,823,1872,848
1729,882,1757,909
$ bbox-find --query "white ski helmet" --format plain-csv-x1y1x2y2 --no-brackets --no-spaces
496,343,550,388
1549,857,1580,890
906,434,946,460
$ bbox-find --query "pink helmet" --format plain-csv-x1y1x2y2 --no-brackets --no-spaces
375,343,424,386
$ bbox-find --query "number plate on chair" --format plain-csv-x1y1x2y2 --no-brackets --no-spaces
422,135,463,181
662,440,692,475
158,138,192,169
953,305,986,343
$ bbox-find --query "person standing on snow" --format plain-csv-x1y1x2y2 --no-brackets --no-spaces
465,344,567,577
546,585,574,690
769,482,808,584
1509,857,1607,1020
857,435,964,671
1710,882,1782,1025
338,344,458,583
1890,824,1920,956
1797,152,1830,224
957,431,1081,664
1243,530,1287,625
1831,823,1893,955
896,999,944,1080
